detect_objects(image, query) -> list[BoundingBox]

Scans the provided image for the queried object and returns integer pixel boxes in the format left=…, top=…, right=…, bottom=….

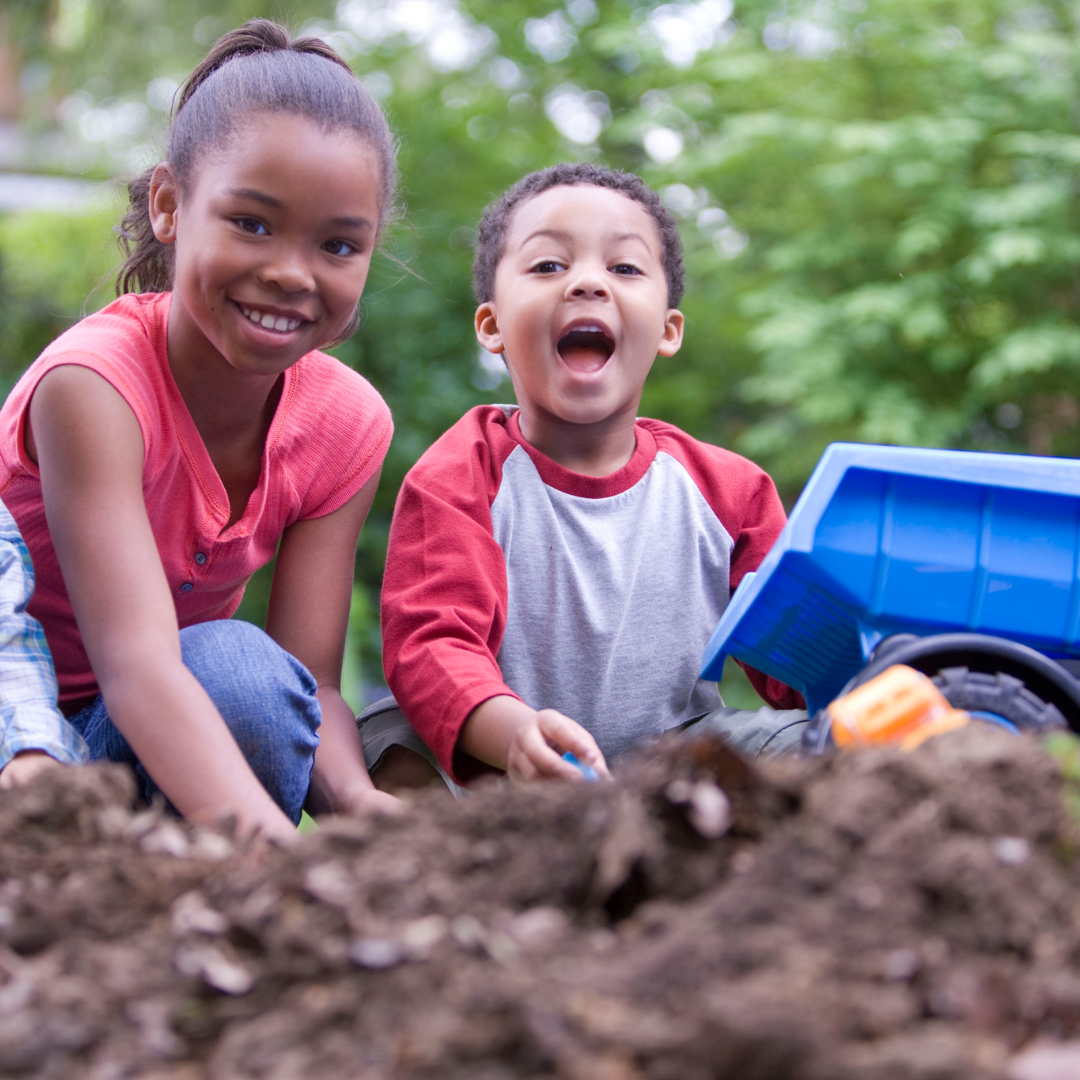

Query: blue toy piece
left=701, top=443, right=1080, bottom=717
left=561, top=751, right=600, bottom=782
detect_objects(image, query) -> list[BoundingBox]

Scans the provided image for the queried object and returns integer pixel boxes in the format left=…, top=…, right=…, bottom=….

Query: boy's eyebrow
left=226, top=188, right=374, bottom=230
left=521, top=227, right=652, bottom=248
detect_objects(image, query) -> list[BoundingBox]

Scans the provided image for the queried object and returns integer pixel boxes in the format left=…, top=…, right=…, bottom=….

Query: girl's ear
left=475, top=302, right=505, bottom=354
left=149, top=163, right=181, bottom=245
left=657, top=308, right=685, bottom=358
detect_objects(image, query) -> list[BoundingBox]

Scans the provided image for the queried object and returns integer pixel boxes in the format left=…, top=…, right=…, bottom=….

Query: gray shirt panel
left=491, top=445, right=734, bottom=762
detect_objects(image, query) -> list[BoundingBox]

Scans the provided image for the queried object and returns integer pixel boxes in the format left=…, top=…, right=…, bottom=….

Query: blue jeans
left=69, top=620, right=321, bottom=824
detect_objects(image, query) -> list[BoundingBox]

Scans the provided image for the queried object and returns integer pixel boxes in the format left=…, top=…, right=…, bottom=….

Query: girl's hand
left=461, top=695, right=610, bottom=782
left=0, top=751, right=62, bottom=789
left=340, top=786, right=402, bottom=816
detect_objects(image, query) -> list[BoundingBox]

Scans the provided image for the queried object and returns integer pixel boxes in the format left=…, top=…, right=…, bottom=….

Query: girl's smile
left=149, top=110, right=382, bottom=386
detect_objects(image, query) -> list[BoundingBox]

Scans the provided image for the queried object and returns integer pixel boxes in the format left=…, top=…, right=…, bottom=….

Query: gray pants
left=357, top=697, right=809, bottom=799
left=678, top=705, right=809, bottom=760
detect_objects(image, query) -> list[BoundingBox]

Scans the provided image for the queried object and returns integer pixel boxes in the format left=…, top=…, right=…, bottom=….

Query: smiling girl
left=0, top=20, right=399, bottom=839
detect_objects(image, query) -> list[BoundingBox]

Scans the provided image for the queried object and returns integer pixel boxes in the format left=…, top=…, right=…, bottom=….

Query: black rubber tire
left=930, top=666, right=1066, bottom=734
left=802, top=631, right=1080, bottom=753
left=856, top=632, right=1080, bottom=733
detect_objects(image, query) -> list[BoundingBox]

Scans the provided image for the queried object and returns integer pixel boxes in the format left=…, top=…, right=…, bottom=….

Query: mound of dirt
left=1, top=726, right=1079, bottom=1079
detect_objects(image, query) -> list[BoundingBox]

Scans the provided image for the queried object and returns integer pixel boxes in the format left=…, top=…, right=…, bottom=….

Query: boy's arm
left=459, top=695, right=608, bottom=781
left=383, top=412, right=592, bottom=781
left=0, top=504, right=87, bottom=779
left=383, top=453, right=609, bottom=782
left=381, top=457, right=518, bottom=782
left=652, top=426, right=805, bottom=711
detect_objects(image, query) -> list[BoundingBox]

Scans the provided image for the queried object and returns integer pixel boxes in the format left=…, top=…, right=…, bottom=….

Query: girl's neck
left=516, top=405, right=638, bottom=478
left=166, top=308, right=283, bottom=447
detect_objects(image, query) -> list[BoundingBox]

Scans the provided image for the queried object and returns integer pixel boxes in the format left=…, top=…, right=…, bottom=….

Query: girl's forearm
left=101, top=663, right=295, bottom=840
left=305, top=686, right=379, bottom=814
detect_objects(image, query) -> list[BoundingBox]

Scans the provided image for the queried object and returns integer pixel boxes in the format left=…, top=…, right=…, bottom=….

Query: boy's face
left=475, top=185, right=683, bottom=435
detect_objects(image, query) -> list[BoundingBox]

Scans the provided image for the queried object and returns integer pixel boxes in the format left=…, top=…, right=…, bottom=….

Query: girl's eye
left=323, top=239, right=358, bottom=257
left=235, top=217, right=268, bottom=235
left=612, top=263, right=642, bottom=276
left=530, top=260, right=564, bottom=274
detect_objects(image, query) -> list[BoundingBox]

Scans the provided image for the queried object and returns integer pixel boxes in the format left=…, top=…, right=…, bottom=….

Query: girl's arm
left=266, top=471, right=398, bottom=817
left=29, top=366, right=296, bottom=840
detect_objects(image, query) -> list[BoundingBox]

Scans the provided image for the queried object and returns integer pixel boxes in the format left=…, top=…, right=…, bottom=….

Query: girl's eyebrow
left=226, top=187, right=373, bottom=230
left=229, top=186, right=281, bottom=207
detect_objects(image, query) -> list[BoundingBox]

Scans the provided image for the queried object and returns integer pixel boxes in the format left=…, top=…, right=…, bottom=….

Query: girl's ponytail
left=115, top=18, right=397, bottom=297
left=115, top=167, right=171, bottom=296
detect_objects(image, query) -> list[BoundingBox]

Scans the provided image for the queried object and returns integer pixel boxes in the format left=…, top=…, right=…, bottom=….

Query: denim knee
left=178, top=620, right=322, bottom=823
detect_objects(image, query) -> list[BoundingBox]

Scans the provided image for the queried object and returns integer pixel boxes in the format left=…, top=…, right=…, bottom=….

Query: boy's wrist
left=459, top=695, right=536, bottom=772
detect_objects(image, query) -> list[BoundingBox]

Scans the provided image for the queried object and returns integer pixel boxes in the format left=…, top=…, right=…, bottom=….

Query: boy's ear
left=475, top=302, right=505, bottom=354
left=657, top=309, right=685, bottom=357
left=149, top=163, right=180, bottom=246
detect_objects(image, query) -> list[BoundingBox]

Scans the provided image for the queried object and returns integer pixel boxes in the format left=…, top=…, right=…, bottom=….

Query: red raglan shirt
left=382, top=405, right=803, bottom=781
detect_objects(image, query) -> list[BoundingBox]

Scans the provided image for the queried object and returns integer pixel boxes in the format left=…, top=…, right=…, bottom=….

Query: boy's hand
left=0, top=750, right=63, bottom=789
left=461, top=695, right=610, bottom=782
left=507, top=708, right=610, bottom=783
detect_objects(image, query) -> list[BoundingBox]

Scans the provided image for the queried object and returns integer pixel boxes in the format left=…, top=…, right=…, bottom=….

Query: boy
left=371, top=163, right=805, bottom=790
left=0, top=500, right=86, bottom=787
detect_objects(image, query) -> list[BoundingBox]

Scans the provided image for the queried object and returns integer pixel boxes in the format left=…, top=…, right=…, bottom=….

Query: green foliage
left=0, top=204, right=120, bottom=399
left=1043, top=731, right=1080, bottom=827
left=6, top=0, right=1080, bottom=697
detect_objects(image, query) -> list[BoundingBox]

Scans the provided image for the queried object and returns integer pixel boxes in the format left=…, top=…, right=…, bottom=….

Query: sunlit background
left=3, top=0, right=1079, bottom=707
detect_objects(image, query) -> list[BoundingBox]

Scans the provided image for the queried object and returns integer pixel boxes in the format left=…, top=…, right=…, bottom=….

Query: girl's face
left=150, top=111, right=382, bottom=380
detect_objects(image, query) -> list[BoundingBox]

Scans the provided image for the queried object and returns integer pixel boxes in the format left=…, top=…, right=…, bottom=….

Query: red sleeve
left=381, top=407, right=521, bottom=781
left=644, top=420, right=806, bottom=711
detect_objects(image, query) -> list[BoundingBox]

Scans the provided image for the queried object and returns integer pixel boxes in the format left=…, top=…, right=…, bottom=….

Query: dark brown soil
left=1, top=726, right=1078, bottom=1079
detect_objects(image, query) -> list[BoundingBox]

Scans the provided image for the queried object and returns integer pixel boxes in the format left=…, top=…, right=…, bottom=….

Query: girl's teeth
left=241, top=306, right=300, bottom=332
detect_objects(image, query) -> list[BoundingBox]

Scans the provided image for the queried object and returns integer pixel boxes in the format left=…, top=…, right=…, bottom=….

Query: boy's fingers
left=512, top=720, right=584, bottom=782
left=535, top=710, right=610, bottom=777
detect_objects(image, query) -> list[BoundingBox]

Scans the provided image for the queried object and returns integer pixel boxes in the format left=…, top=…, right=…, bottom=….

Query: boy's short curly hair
left=472, top=163, right=685, bottom=308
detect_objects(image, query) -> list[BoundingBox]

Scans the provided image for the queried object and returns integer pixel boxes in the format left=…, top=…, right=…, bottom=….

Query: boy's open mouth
left=557, top=325, right=615, bottom=373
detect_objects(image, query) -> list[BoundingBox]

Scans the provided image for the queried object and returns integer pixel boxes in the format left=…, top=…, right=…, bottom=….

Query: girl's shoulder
left=1, top=293, right=171, bottom=451
left=281, top=349, right=391, bottom=446
left=273, top=350, right=393, bottom=520
left=40, top=292, right=170, bottom=367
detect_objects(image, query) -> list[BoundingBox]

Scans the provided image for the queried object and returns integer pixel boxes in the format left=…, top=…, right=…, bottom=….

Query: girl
left=0, top=19, right=400, bottom=839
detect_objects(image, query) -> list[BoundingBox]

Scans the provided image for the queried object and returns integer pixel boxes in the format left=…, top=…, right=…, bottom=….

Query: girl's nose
left=259, top=248, right=316, bottom=293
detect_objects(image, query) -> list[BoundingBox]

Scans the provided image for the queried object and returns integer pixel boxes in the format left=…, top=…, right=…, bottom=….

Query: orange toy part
left=828, top=664, right=970, bottom=749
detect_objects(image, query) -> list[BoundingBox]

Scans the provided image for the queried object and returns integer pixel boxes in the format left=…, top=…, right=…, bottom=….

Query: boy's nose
left=566, top=275, right=609, bottom=299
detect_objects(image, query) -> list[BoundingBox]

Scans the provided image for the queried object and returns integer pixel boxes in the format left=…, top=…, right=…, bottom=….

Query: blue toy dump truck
left=700, top=444, right=1080, bottom=751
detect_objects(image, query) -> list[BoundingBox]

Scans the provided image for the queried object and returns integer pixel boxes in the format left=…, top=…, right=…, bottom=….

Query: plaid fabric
left=0, top=501, right=86, bottom=769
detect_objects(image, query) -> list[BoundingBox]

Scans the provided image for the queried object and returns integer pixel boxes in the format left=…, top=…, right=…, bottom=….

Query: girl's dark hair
left=116, top=18, right=398, bottom=321
left=472, top=163, right=685, bottom=308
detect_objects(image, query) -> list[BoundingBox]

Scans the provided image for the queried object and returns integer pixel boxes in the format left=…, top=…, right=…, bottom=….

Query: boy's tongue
left=557, top=328, right=614, bottom=373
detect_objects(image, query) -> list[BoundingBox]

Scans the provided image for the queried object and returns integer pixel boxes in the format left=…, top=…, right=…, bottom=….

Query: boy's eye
left=612, top=263, right=642, bottom=276
left=235, top=217, right=268, bottom=235
left=530, top=259, right=565, bottom=274
left=323, top=239, right=358, bottom=257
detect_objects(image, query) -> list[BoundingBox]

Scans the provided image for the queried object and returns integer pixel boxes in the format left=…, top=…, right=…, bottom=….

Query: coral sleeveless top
left=0, top=292, right=393, bottom=704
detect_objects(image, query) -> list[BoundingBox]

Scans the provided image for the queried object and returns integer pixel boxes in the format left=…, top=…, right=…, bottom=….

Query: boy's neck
left=516, top=405, right=639, bottom=477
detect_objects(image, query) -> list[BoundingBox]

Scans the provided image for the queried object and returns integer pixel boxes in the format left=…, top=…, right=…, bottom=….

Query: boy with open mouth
left=367, top=163, right=807, bottom=792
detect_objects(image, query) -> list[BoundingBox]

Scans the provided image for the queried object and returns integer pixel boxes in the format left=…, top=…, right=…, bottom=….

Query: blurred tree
left=3, top=0, right=1080, bottom=704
